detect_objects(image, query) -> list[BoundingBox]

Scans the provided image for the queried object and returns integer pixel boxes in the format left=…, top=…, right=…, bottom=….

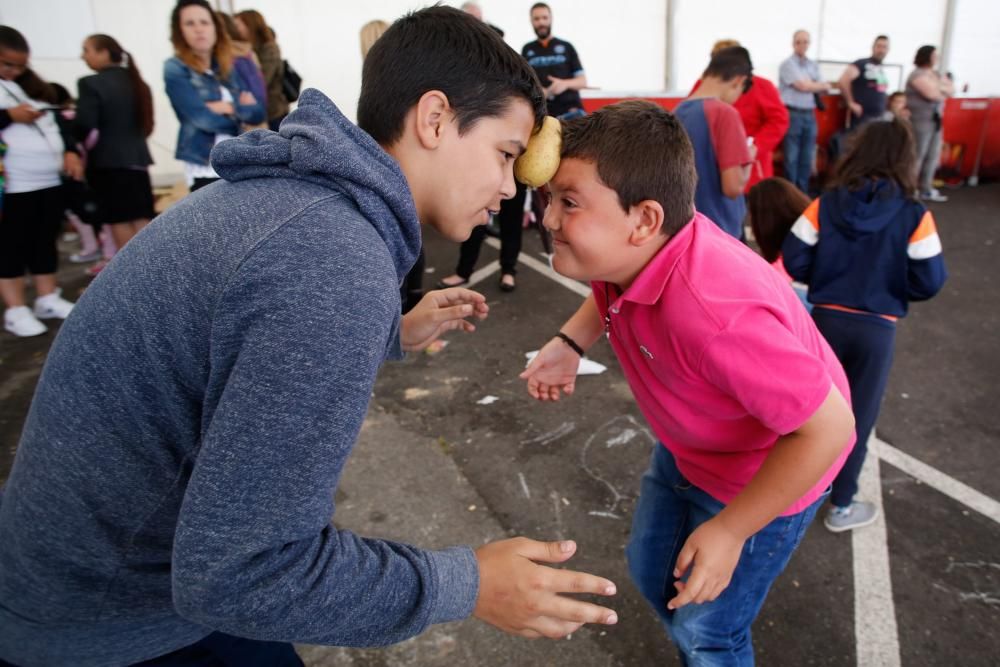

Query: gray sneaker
left=824, top=501, right=879, bottom=533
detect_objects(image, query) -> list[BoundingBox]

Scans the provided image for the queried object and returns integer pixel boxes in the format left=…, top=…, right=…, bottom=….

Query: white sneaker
left=33, top=290, right=75, bottom=320
left=921, top=188, right=949, bottom=203
left=4, top=306, right=48, bottom=337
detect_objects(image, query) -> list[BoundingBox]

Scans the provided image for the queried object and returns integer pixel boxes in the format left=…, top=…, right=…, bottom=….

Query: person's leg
left=497, top=182, right=527, bottom=287
left=911, top=121, right=935, bottom=194
left=100, top=225, right=118, bottom=260
left=813, top=309, right=896, bottom=510
left=109, top=222, right=139, bottom=249
left=628, top=445, right=825, bottom=665
left=800, top=115, right=818, bottom=194
left=131, top=630, right=304, bottom=666
left=189, top=177, right=219, bottom=193
left=438, top=224, right=488, bottom=286
left=400, top=249, right=425, bottom=314
left=920, top=127, right=944, bottom=196
left=782, top=113, right=802, bottom=190
left=0, top=277, right=27, bottom=308
left=0, top=192, right=30, bottom=308
left=626, top=444, right=693, bottom=631
left=25, top=186, right=67, bottom=298
left=67, top=212, right=100, bottom=261
left=666, top=492, right=825, bottom=666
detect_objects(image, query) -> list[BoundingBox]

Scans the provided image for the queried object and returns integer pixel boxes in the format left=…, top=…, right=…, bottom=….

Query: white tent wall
left=1, top=0, right=997, bottom=186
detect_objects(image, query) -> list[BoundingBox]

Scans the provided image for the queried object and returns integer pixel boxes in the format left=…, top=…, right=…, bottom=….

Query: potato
left=514, top=115, right=562, bottom=187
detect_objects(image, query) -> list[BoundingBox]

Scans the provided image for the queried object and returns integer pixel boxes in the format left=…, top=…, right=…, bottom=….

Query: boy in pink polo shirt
left=521, top=100, right=856, bottom=664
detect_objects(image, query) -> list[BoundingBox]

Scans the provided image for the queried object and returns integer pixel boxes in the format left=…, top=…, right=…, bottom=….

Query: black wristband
left=555, top=332, right=585, bottom=357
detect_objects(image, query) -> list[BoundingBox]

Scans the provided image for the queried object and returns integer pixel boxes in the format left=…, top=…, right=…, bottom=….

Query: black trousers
left=0, top=632, right=303, bottom=667
left=0, top=186, right=64, bottom=279
left=812, top=307, right=896, bottom=508
left=455, top=181, right=526, bottom=278
left=190, top=177, right=219, bottom=193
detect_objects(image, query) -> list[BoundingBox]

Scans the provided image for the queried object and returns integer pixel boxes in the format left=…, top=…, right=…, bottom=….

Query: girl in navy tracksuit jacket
left=782, top=119, right=947, bottom=532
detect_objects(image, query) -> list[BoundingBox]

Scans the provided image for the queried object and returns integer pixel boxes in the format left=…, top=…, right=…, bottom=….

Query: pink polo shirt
left=593, top=213, right=854, bottom=515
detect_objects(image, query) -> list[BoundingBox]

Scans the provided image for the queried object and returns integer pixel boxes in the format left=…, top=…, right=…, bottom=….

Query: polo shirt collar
left=618, top=213, right=699, bottom=306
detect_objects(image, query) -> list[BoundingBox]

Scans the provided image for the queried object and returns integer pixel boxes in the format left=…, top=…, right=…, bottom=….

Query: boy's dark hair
left=561, top=100, right=697, bottom=236
left=886, top=91, right=906, bottom=109
left=747, top=177, right=811, bottom=263
left=358, top=6, right=545, bottom=146
left=702, top=46, right=753, bottom=83
left=828, top=119, right=917, bottom=196
left=874, top=35, right=889, bottom=43
left=531, top=3, right=551, bottom=13
left=0, top=25, right=58, bottom=104
left=913, top=45, right=935, bottom=67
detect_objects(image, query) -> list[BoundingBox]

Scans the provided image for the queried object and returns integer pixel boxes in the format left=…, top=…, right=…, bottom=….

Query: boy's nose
left=499, top=167, right=516, bottom=201
left=542, top=206, right=559, bottom=231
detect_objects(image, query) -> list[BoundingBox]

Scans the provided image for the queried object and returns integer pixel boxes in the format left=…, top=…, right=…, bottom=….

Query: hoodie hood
left=827, top=178, right=909, bottom=239
left=211, top=89, right=421, bottom=283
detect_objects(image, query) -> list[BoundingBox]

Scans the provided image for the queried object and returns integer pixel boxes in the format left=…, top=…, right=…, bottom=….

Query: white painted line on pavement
left=854, top=445, right=902, bottom=667
left=874, top=437, right=1000, bottom=525
left=466, top=260, right=501, bottom=288
left=484, top=238, right=591, bottom=297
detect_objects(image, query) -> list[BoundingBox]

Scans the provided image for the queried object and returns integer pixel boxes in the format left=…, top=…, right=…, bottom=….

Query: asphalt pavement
left=1, top=183, right=997, bottom=666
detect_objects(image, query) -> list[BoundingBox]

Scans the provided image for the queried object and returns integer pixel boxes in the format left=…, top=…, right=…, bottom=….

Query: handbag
left=61, top=175, right=102, bottom=225
left=281, top=59, right=302, bottom=103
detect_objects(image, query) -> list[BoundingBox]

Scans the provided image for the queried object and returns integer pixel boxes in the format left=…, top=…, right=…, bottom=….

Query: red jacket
left=690, top=75, right=790, bottom=190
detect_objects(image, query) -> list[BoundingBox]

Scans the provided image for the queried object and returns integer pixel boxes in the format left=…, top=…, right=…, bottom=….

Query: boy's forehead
left=552, top=157, right=599, bottom=189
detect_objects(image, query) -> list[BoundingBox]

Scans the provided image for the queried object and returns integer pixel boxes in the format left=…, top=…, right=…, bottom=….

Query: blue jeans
left=782, top=109, right=817, bottom=193
left=626, top=445, right=825, bottom=666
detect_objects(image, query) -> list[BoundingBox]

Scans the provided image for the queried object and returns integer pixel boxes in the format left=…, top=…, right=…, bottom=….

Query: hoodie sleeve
left=781, top=198, right=820, bottom=283
left=170, top=212, right=478, bottom=646
left=906, top=210, right=947, bottom=301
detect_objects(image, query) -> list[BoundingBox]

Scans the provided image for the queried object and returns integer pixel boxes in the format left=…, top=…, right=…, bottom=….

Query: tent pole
left=664, top=0, right=676, bottom=92
left=940, top=0, right=958, bottom=78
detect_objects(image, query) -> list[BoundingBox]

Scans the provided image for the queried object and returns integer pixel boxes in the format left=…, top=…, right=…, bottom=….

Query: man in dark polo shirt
left=522, top=2, right=587, bottom=119
left=838, top=35, right=891, bottom=126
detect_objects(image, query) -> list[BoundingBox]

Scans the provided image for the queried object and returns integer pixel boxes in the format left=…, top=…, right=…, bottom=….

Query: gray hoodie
left=0, top=89, right=478, bottom=667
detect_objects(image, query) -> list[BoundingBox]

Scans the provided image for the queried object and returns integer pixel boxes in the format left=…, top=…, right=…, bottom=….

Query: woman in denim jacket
left=165, top=0, right=264, bottom=192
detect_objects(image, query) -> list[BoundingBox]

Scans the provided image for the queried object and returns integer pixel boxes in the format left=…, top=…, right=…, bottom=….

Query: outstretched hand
left=474, top=537, right=618, bottom=639
left=519, top=337, right=579, bottom=401
left=400, top=287, right=488, bottom=352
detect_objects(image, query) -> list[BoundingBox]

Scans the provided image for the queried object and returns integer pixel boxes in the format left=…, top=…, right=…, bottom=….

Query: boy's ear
left=629, top=200, right=665, bottom=246
left=413, top=90, right=452, bottom=150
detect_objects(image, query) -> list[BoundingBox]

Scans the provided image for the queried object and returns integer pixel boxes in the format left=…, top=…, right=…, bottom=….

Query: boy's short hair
left=531, top=3, right=551, bottom=13
left=358, top=6, right=545, bottom=146
left=561, top=100, right=697, bottom=236
left=702, top=46, right=753, bottom=82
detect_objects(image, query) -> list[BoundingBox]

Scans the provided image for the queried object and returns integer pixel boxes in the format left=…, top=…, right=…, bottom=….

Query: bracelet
left=555, top=331, right=585, bottom=357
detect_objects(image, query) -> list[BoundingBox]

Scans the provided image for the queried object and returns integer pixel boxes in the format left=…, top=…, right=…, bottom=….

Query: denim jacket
left=164, top=56, right=266, bottom=165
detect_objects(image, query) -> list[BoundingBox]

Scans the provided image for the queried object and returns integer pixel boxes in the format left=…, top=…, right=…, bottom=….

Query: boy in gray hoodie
left=0, top=7, right=617, bottom=666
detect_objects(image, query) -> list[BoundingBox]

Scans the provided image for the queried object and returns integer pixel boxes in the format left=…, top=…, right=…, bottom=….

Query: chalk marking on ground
left=580, top=415, right=655, bottom=515
left=518, top=472, right=531, bottom=500
left=550, top=490, right=566, bottom=540
left=874, top=436, right=1000, bottom=525
left=519, top=421, right=576, bottom=446
left=853, top=443, right=901, bottom=667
